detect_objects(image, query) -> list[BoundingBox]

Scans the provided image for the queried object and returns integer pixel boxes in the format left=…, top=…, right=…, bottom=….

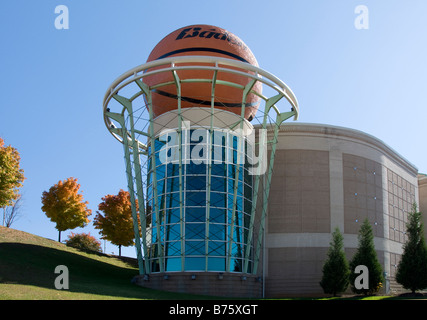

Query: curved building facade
left=264, top=122, right=420, bottom=297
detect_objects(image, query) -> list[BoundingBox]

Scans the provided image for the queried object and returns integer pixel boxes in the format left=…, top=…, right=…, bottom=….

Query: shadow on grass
left=0, top=242, right=197, bottom=299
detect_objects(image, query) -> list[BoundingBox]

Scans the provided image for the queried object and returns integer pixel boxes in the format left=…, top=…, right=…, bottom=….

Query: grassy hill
left=0, top=226, right=205, bottom=300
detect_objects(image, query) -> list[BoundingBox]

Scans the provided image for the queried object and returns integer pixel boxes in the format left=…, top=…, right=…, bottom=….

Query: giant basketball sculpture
left=103, top=24, right=299, bottom=297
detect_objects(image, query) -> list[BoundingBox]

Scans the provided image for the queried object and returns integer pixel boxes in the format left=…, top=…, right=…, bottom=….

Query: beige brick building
left=264, top=122, right=424, bottom=297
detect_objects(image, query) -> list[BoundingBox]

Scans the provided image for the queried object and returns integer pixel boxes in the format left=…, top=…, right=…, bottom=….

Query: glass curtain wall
left=146, top=127, right=254, bottom=273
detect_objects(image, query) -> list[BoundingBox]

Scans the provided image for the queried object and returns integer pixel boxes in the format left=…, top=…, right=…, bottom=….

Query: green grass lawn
left=0, top=226, right=209, bottom=300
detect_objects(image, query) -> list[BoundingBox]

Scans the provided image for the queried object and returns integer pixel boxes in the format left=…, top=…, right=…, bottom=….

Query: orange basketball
left=143, top=24, right=262, bottom=121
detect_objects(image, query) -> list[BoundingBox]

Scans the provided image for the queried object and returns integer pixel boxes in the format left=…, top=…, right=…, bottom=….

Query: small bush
left=66, top=232, right=102, bottom=253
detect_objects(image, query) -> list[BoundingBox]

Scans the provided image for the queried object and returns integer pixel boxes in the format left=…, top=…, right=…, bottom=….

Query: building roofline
left=259, top=122, right=418, bottom=176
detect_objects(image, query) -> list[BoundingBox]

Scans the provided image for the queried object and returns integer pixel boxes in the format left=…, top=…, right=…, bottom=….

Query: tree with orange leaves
left=94, top=189, right=140, bottom=256
left=41, top=177, right=92, bottom=242
left=0, top=137, right=25, bottom=209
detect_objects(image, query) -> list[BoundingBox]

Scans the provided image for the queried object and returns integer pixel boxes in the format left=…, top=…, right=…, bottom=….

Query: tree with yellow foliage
left=93, top=189, right=140, bottom=256
left=0, top=137, right=25, bottom=209
left=41, top=177, right=92, bottom=242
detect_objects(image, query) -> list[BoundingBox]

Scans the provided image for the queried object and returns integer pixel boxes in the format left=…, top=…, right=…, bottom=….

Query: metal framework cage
left=103, top=56, right=299, bottom=276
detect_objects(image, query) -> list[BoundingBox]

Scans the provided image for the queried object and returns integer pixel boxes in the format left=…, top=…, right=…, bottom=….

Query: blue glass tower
left=146, top=118, right=255, bottom=273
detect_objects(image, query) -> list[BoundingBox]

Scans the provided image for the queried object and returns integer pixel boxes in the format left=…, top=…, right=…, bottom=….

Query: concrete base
left=133, top=272, right=263, bottom=298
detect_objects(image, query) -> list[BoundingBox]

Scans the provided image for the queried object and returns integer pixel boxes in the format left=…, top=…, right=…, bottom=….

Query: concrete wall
left=263, top=123, right=419, bottom=297
left=133, top=272, right=262, bottom=298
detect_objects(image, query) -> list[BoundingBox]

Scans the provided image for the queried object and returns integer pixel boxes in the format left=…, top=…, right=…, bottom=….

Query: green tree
left=396, top=203, right=427, bottom=294
left=0, top=137, right=25, bottom=210
left=349, top=218, right=384, bottom=295
left=320, top=227, right=350, bottom=296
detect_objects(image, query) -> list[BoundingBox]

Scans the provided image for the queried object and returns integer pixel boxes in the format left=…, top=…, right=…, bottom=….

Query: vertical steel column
left=171, top=65, right=185, bottom=272
left=242, top=93, right=281, bottom=274
left=205, top=69, right=218, bottom=271
left=252, top=108, right=295, bottom=274
left=134, top=79, right=154, bottom=274
left=226, top=120, right=244, bottom=272
left=226, top=79, right=257, bottom=272
left=108, top=94, right=145, bottom=275
left=143, top=86, right=164, bottom=273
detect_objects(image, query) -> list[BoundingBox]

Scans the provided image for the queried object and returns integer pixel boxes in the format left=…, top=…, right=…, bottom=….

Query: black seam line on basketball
left=155, top=47, right=250, bottom=63
left=152, top=89, right=257, bottom=108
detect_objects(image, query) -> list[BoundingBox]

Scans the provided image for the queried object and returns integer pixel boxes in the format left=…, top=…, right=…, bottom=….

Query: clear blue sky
left=1, top=0, right=426, bottom=258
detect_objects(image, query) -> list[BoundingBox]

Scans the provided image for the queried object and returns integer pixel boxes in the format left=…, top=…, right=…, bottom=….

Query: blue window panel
left=185, top=241, right=205, bottom=255
left=156, top=177, right=166, bottom=195
left=186, top=207, right=206, bottom=222
left=208, top=257, right=226, bottom=271
left=186, top=163, right=206, bottom=175
left=164, top=224, right=181, bottom=242
left=158, top=195, right=166, bottom=212
left=165, top=241, right=181, bottom=256
left=185, top=257, right=205, bottom=271
left=186, top=191, right=206, bottom=206
left=167, top=163, right=180, bottom=177
left=227, top=195, right=243, bottom=212
left=211, top=163, right=227, bottom=176
left=166, top=177, right=180, bottom=193
left=155, top=164, right=166, bottom=180
left=227, top=178, right=243, bottom=196
left=210, top=192, right=226, bottom=208
left=209, top=224, right=226, bottom=241
left=210, top=176, right=226, bottom=192
left=208, top=240, right=226, bottom=255
left=167, top=192, right=181, bottom=208
left=165, top=208, right=180, bottom=223
left=227, top=224, right=244, bottom=242
left=186, top=175, right=206, bottom=190
left=165, top=257, right=182, bottom=272
left=147, top=185, right=153, bottom=199
left=185, top=223, right=205, bottom=240
left=209, top=208, right=226, bottom=223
